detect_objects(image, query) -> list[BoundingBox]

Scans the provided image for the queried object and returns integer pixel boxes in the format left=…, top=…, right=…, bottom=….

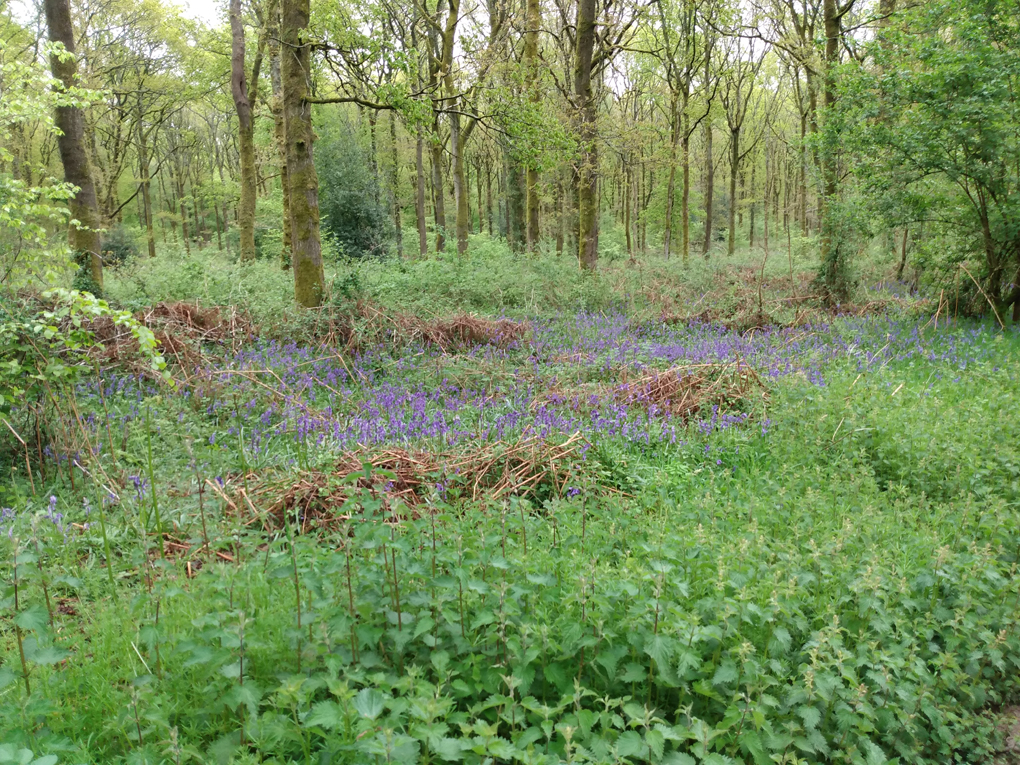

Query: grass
left=1, top=239, right=1019, bottom=765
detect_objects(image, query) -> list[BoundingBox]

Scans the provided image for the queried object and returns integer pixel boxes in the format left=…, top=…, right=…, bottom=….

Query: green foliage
left=844, top=0, right=1020, bottom=309
left=0, top=46, right=101, bottom=290
left=0, top=289, right=166, bottom=421
left=0, top=291, right=1017, bottom=763
left=314, top=113, right=391, bottom=258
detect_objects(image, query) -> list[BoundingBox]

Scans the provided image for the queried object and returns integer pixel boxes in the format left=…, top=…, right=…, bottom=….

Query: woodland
left=1, top=0, right=1020, bottom=762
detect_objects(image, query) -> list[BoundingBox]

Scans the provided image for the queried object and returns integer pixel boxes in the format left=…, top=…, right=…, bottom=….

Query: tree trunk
left=231, top=0, right=257, bottom=261
left=282, top=0, right=325, bottom=306
left=896, top=227, right=909, bottom=281
left=45, top=0, right=103, bottom=291
left=728, top=127, right=739, bottom=257
left=749, top=158, right=756, bottom=249
left=430, top=121, right=446, bottom=252
left=136, top=94, right=156, bottom=259
left=819, top=0, right=852, bottom=302
left=624, top=160, right=633, bottom=259
left=485, top=161, right=493, bottom=235
left=703, top=116, right=714, bottom=258
left=269, top=14, right=292, bottom=268
left=681, top=108, right=691, bottom=264
left=555, top=175, right=564, bottom=254
left=524, top=0, right=541, bottom=252
left=574, top=0, right=598, bottom=270
left=415, top=136, right=428, bottom=256
left=663, top=95, right=678, bottom=260
left=389, top=112, right=403, bottom=258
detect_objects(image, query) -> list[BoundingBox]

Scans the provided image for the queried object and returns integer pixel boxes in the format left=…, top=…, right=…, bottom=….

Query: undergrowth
left=1, top=249, right=1018, bottom=764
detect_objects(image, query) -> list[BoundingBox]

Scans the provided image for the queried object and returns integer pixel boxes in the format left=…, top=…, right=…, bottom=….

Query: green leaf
left=0, top=667, right=17, bottom=690
left=712, top=661, right=738, bottom=686
left=661, top=754, right=696, bottom=765
left=353, top=688, right=386, bottom=720
left=14, top=605, right=49, bottom=632
left=305, top=700, right=344, bottom=730
left=616, top=730, right=645, bottom=757
left=23, top=642, right=69, bottom=665
left=797, top=705, right=821, bottom=730
left=740, top=731, right=770, bottom=765
left=645, top=728, right=666, bottom=759
left=433, top=737, right=466, bottom=762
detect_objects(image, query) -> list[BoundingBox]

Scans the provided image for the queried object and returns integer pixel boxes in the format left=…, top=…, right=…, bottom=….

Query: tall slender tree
left=45, top=0, right=103, bottom=292
left=282, top=0, right=325, bottom=306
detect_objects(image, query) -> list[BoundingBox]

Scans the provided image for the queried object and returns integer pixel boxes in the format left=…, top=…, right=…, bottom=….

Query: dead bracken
left=231, top=432, right=589, bottom=531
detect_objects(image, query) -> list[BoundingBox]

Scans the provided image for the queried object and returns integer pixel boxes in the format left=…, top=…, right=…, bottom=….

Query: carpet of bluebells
left=61, top=312, right=1014, bottom=472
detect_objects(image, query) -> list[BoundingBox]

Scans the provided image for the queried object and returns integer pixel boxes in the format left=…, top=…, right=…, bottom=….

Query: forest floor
left=2, top=246, right=1020, bottom=764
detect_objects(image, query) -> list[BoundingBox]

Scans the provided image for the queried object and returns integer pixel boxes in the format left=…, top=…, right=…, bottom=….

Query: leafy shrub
left=315, top=113, right=391, bottom=258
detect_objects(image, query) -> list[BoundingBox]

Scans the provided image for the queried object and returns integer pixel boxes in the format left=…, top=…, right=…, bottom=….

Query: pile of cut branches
left=234, top=432, right=589, bottom=531
left=307, top=300, right=528, bottom=354
left=614, top=362, right=768, bottom=420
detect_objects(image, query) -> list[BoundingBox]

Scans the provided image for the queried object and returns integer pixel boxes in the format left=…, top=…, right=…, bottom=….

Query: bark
left=749, top=157, right=756, bottom=249
left=574, top=0, right=598, bottom=270
left=663, top=94, right=678, bottom=260
left=282, top=0, right=325, bottom=306
left=415, top=136, right=428, bottom=256
left=430, top=118, right=447, bottom=252
left=896, top=226, right=908, bottom=281
left=555, top=175, right=564, bottom=254
left=474, top=158, right=483, bottom=234
left=819, top=0, right=853, bottom=301
left=728, top=127, right=739, bottom=256
left=389, top=112, right=403, bottom=258
left=681, top=110, right=691, bottom=264
left=136, top=92, right=156, bottom=259
left=524, top=0, right=541, bottom=252
left=45, top=0, right=103, bottom=290
left=624, top=161, right=633, bottom=259
left=269, top=16, right=292, bottom=267
left=485, top=161, right=493, bottom=235
left=703, top=116, right=714, bottom=258
left=231, top=0, right=257, bottom=261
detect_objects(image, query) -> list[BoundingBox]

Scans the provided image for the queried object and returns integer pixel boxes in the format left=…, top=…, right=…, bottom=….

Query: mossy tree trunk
left=574, top=0, right=598, bottom=271
left=45, top=0, right=103, bottom=292
left=282, top=0, right=325, bottom=307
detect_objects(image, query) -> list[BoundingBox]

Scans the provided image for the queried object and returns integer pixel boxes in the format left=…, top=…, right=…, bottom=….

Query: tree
left=282, top=0, right=325, bottom=307
left=719, top=36, right=766, bottom=257
left=230, top=0, right=269, bottom=262
left=45, top=0, right=103, bottom=293
left=573, top=0, right=598, bottom=270
left=850, top=0, right=1020, bottom=316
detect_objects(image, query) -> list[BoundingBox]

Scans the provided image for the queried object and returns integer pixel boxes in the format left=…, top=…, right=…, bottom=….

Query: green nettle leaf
left=23, top=641, right=69, bottom=666
left=14, top=604, right=49, bottom=632
left=861, top=738, right=889, bottom=765
left=797, top=704, right=822, bottom=730
left=661, top=754, right=697, bottom=765
left=616, top=730, right=645, bottom=757
left=0, top=667, right=17, bottom=690
left=433, top=737, right=467, bottom=762
left=353, top=688, right=387, bottom=720
left=740, top=731, right=770, bottom=765
left=222, top=684, right=261, bottom=715
left=645, top=728, right=666, bottom=759
left=305, top=700, right=345, bottom=730
left=712, top=661, right=738, bottom=686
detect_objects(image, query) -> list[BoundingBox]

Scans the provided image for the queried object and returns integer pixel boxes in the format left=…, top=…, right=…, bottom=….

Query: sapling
left=144, top=406, right=165, bottom=560
left=29, top=518, right=54, bottom=629
left=286, top=520, right=304, bottom=672
left=10, top=538, right=31, bottom=695
left=342, top=532, right=359, bottom=663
